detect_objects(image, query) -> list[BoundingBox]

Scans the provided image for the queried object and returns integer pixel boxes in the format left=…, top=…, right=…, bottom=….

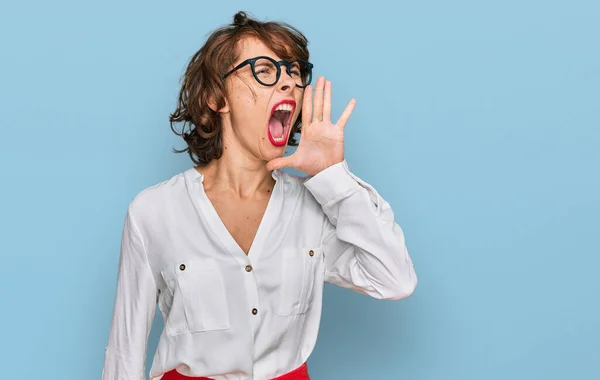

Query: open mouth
left=268, top=100, right=296, bottom=147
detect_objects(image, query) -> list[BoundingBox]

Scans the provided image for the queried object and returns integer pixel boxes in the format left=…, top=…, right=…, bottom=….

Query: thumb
left=266, top=155, right=295, bottom=171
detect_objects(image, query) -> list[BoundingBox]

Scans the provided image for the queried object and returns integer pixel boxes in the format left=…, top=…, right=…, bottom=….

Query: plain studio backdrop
left=0, top=1, right=598, bottom=379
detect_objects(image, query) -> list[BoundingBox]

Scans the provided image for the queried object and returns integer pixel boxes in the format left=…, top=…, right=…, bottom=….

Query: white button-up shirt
left=102, top=161, right=417, bottom=380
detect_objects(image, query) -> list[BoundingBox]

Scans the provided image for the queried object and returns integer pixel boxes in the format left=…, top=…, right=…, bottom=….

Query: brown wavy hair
left=169, top=11, right=310, bottom=166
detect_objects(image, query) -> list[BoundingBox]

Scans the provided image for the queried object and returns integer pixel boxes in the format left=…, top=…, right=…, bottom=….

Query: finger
left=323, top=80, right=332, bottom=122
left=312, top=76, right=325, bottom=122
left=336, top=98, right=356, bottom=129
left=266, top=155, right=295, bottom=171
left=302, top=85, right=312, bottom=129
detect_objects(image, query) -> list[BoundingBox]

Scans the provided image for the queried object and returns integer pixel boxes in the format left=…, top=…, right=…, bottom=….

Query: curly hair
left=169, top=11, right=310, bottom=166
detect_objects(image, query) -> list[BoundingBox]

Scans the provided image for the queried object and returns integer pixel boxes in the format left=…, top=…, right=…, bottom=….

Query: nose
left=277, top=66, right=296, bottom=93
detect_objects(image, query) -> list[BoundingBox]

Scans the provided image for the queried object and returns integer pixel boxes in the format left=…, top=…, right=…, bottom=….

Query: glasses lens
left=290, top=61, right=312, bottom=87
left=253, top=58, right=279, bottom=86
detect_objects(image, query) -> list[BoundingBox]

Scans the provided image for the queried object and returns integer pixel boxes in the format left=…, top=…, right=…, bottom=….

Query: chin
left=261, top=140, right=287, bottom=162
left=266, top=141, right=287, bottom=155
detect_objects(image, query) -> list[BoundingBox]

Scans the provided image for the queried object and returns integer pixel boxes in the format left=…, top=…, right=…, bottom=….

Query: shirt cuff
left=303, top=161, right=362, bottom=206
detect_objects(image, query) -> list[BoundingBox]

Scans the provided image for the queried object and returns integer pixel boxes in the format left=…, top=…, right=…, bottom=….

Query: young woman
left=102, top=11, right=417, bottom=380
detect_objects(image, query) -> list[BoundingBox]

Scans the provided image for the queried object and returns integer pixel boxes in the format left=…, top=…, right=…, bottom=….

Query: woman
left=102, top=11, right=417, bottom=380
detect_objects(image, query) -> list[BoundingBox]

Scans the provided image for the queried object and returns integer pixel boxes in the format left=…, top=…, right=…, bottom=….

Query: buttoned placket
left=186, top=171, right=288, bottom=337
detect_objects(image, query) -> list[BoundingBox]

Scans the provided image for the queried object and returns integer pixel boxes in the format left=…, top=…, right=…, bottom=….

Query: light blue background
left=1, top=0, right=598, bottom=379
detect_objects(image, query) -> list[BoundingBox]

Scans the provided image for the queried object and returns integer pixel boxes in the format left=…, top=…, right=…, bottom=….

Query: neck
left=196, top=128, right=275, bottom=199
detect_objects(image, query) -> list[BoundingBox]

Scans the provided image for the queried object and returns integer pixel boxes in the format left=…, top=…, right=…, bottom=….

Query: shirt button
left=309, top=250, right=315, bottom=257
left=179, top=264, right=186, bottom=271
left=252, top=308, right=258, bottom=315
left=245, top=265, right=253, bottom=272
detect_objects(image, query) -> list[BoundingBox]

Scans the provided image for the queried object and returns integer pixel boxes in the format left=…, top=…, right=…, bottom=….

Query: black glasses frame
left=222, top=56, right=313, bottom=88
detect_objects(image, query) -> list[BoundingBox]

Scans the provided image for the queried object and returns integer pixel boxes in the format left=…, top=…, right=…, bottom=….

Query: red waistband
left=162, top=362, right=309, bottom=380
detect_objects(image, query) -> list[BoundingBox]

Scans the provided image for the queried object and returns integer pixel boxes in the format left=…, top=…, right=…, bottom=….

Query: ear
left=207, top=95, right=230, bottom=113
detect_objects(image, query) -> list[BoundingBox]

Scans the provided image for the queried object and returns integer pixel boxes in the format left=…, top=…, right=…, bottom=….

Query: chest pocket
left=160, top=258, right=230, bottom=336
left=278, top=246, right=323, bottom=316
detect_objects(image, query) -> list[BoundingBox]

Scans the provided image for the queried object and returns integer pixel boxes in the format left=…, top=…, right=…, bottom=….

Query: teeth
left=275, top=103, right=293, bottom=112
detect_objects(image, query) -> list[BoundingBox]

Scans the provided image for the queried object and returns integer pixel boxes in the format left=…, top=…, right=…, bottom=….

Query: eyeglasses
left=222, top=56, right=313, bottom=88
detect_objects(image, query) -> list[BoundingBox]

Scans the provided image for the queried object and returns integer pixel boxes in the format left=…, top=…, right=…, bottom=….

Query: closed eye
left=256, top=67, right=273, bottom=75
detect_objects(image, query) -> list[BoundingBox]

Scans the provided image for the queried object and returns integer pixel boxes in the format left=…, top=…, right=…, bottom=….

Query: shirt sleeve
left=303, top=161, right=417, bottom=300
left=102, top=207, right=157, bottom=380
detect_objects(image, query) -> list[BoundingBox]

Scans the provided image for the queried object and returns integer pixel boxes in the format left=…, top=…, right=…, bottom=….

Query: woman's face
left=218, top=37, right=306, bottom=164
